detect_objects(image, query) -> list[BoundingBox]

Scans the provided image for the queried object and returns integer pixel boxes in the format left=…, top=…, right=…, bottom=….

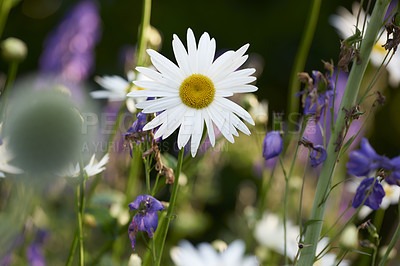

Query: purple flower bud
left=347, top=138, right=387, bottom=177
left=128, top=195, right=165, bottom=250
left=352, top=177, right=385, bottom=210
left=310, top=145, right=327, bottom=167
left=262, top=131, right=283, bottom=160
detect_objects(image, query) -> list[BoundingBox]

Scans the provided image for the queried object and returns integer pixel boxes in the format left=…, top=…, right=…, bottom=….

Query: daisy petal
left=214, top=97, right=255, bottom=125
left=203, top=111, right=216, bottom=147
left=147, top=49, right=185, bottom=81
left=191, top=111, right=204, bottom=157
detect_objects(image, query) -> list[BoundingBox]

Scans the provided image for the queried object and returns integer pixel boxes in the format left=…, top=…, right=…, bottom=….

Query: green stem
left=378, top=207, right=400, bottom=266
left=0, top=61, right=18, bottom=122
left=136, top=0, right=152, bottom=68
left=297, top=1, right=391, bottom=264
left=65, top=229, right=78, bottom=266
left=76, top=184, right=84, bottom=266
left=0, top=0, right=14, bottom=40
left=285, top=0, right=321, bottom=138
left=154, top=148, right=184, bottom=266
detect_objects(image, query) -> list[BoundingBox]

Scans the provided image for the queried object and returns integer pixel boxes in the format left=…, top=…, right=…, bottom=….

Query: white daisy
left=0, top=138, right=24, bottom=178
left=170, top=239, right=258, bottom=266
left=92, top=71, right=146, bottom=113
left=329, top=2, right=400, bottom=86
left=58, top=153, right=109, bottom=178
left=127, top=28, right=257, bottom=157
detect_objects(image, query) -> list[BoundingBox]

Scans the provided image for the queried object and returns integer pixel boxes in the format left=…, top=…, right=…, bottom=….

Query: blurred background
left=1, top=0, right=400, bottom=265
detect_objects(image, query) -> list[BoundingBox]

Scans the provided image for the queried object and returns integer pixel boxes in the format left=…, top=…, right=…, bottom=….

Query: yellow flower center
left=179, top=74, right=215, bottom=109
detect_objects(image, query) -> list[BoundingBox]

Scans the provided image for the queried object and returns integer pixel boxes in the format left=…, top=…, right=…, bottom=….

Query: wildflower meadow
left=1, top=0, right=400, bottom=265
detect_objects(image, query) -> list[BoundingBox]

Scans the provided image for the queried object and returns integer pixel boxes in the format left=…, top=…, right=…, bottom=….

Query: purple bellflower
left=352, top=177, right=385, bottom=210
left=310, top=145, right=327, bottom=167
left=39, top=0, right=101, bottom=82
left=128, top=195, right=165, bottom=250
left=346, top=138, right=389, bottom=177
left=123, top=112, right=148, bottom=157
left=262, top=131, right=283, bottom=160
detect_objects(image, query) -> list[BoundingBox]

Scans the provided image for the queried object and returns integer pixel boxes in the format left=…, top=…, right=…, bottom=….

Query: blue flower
left=352, top=177, right=385, bottom=210
left=262, top=131, right=283, bottom=160
left=346, top=138, right=387, bottom=177
left=128, top=195, right=165, bottom=250
left=123, top=112, right=148, bottom=157
left=385, top=156, right=400, bottom=185
left=310, top=145, right=327, bottom=167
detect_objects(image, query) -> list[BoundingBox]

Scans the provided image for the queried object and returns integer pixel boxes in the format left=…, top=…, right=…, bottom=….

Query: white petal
left=187, top=28, right=198, bottom=73
left=172, top=34, right=192, bottom=77
left=190, top=111, right=204, bottom=157
left=127, top=90, right=176, bottom=98
left=177, top=108, right=195, bottom=149
left=223, top=84, right=258, bottom=93
left=147, top=49, right=185, bottom=81
left=214, top=97, right=255, bottom=125
left=203, top=111, right=215, bottom=147
left=133, top=80, right=177, bottom=92
left=94, top=75, right=129, bottom=91
left=197, top=33, right=215, bottom=73
left=207, top=104, right=234, bottom=143
left=136, top=66, right=180, bottom=88
left=153, top=105, right=185, bottom=140
left=142, top=97, right=181, bottom=114
left=215, top=76, right=256, bottom=89
left=90, top=90, right=125, bottom=101
left=230, top=113, right=251, bottom=135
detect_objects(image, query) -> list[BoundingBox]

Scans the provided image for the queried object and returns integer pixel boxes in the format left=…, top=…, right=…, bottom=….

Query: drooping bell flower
left=128, top=195, right=165, bottom=250
left=262, top=131, right=283, bottom=160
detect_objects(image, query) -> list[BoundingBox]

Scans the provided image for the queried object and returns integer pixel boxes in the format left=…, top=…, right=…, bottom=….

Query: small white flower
left=128, top=28, right=257, bottom=157
left=92, top=71, right=146, bottom=113
left=0, top=138, right=24, bottom=178
left=329, top=2, right=400, bottom=86
left=170, top=239, right=258, bottom=266
left=58, top=153, right=109, bottom=178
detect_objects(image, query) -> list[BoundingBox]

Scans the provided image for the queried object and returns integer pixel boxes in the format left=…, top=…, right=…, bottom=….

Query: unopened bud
left=340, top=225, right=358, bottom=249
left=1, top=37, right=27, bottom=62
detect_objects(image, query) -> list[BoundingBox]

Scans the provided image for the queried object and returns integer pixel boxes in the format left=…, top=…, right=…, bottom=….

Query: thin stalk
left=65, top=229, right=78, bottom=266
left=256, top=165, right=277, bottom=220
left=136, top=0, right=152, bottom=68
left=285, top=0, right=321, bottom=139
left=154, top=148, right=184, bottom=266
left=279, top=156, right=289, bottom=264
left=76, top=184, right=84, bottom=266
left=297, top=1, right=391, bottom=264
left=298, top=152, right=311, bottom=239
left=378, top=203, right=400, bottom=266
left=0, top=61, right=18, bottom=122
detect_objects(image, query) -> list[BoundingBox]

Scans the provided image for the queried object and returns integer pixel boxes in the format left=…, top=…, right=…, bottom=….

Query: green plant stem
left=256, top=165, right=277, bottom=220
left=154, top=148, right=184, bottom=266
left=65, top=230, right=78, bottom=266
left=297, top=1, right=391, bottom=264
left=76, top=183, right=84, bottom=266
left=136, top=0, right=152, bottom=67
left=285, top=0, right=321, bottom=140
left=0, top=61, right=18, bottom=122
left=378, top=203, right=400, bottom=266
left=0, top=0, right=13, bottom=40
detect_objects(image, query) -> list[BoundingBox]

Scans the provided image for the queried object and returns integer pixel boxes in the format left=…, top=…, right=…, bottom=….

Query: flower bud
left=262, top=131, right=283, bottom=160
left=339, top=225, right=358, bottom=249
left=1, top=37, right=27, bottom=62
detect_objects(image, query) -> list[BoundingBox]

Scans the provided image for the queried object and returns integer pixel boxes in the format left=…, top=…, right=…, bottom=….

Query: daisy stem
left=297, top=1, right=391, bottom=264
left=154, top=148, right=184, bottom=266
left=285, top=0, right=321, bottom=141
left=75, top=183, right=85, bottom=266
